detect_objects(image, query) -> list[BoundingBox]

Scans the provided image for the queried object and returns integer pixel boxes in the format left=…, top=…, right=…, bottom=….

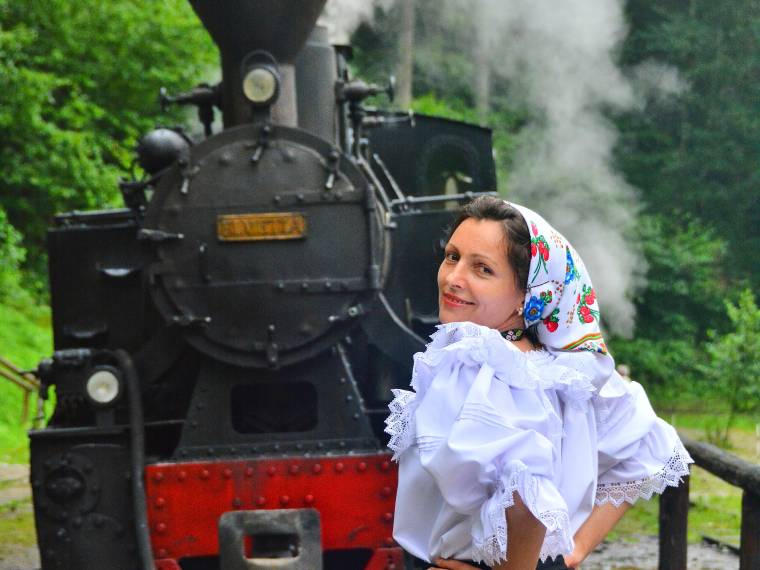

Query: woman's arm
left=431, top=493, right=546, bottom=570
left=432, top=501, right=632, bottom=570
left=562, top=502, right=632, bottom=568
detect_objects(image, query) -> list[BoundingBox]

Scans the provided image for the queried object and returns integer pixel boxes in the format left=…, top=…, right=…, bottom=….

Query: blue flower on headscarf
left=565, top=248, right=579, bottom=285
left=524, top=295, right=545, bottom=322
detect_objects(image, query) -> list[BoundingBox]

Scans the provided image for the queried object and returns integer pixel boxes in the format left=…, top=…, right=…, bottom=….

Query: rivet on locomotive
left=30, top=1, right=497, bottom=569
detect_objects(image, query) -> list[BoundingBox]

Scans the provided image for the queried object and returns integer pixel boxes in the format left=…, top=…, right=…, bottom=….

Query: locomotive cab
left=29, top=2, right=498, bottom=569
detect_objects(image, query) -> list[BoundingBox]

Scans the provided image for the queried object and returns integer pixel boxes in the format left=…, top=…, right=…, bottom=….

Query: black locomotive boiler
left=30, top=1, right=497, bottom=568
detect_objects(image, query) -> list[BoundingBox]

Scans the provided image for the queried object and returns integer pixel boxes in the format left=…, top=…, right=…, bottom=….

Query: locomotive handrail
left=657, top=432, right=760, bottom=570
left=0, top=355, right=40, bottom=424
left=389, top=190, right=498, bottom=211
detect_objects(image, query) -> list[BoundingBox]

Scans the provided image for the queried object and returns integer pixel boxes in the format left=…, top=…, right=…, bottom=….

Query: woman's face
left=437, top=218, right=524, bottom=331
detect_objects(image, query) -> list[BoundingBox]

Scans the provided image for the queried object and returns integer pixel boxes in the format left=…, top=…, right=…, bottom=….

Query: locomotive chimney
left=189, top=0, right=327, bottom=128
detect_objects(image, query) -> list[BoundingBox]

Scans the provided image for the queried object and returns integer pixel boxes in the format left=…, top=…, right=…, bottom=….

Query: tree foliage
left=700, top=290, right=760, bottom=444
left=0, top=207, right=25, bottom=302
left=0, top=0, right=214, bottom=289
left=619, top=0, right=760, bottom=289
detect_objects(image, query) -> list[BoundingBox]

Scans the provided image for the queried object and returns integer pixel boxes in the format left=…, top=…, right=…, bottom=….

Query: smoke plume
left=474, top=0, right=681, bottom=337
left=320, top=0, right=394, bottom=43
left=317, top=0, right=685, bottom=337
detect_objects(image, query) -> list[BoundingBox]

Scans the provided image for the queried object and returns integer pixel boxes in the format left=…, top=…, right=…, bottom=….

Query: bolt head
left=335, top=462, right=344, bottom=473
left=312, top=464, right=322, bottom=474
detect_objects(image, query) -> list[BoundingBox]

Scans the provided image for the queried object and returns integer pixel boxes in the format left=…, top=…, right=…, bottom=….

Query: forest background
left=0, top=0, right=758, bottom=452
left=0, top=0, right=758, bottom=555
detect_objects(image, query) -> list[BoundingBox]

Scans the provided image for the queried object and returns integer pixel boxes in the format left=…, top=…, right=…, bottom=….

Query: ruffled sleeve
left=387, top=323, right=594, bottom=565
left=593, top=374, right=693, bottom=506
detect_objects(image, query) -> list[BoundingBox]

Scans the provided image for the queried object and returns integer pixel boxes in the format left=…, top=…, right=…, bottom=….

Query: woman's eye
left=444, top=252, right=458, bottom=262
left=478, top=264, right=493, bottom=275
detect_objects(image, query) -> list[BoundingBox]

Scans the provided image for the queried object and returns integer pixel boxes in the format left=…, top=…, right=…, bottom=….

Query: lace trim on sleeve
left=384, top=389, right=417, bottom=461
left=471, top=462, right=574, bottom=566
left=595, top=441, right=694, bottom=507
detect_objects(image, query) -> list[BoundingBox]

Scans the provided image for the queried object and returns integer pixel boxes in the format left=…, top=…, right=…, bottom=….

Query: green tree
left=619, top=0, right=760, bottom=289
left=634, top=214, right=727, bottom=341
left=0, top=0, right=215, bottom=291
left=0, top=206, right=25, bottom=303
left=700, top=289, right=760, bottom=445
left=609, top=213, right=727, bottom=400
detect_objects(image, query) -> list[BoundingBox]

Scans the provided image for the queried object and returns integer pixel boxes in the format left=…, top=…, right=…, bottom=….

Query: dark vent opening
left=231, top=381, right=318, bottom=433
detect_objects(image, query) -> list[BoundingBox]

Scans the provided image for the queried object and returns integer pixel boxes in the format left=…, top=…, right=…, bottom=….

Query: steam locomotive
left=30, top=1, right=497, bottom=568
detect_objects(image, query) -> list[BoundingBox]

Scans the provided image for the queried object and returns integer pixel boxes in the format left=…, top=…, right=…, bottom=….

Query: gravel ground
left=584, top=534, right=739, bottom=570
left=0, top=465, right=741, bottom=570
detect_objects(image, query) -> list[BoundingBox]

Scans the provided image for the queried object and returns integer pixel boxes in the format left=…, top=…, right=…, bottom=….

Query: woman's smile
left=441, top=292, right=475, bottom=307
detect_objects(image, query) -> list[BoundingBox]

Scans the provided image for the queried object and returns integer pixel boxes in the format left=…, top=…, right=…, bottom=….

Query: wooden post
left=659, top=476, right=689, bottom=570
left=740, top=491, right=760, bottom=570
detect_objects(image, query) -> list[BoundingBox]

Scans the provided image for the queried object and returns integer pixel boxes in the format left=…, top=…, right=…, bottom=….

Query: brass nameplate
left=217, top=212, right=306, bottom=242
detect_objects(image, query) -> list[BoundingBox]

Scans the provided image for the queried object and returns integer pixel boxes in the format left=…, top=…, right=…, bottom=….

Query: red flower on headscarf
left=543, top=307, right=560, bottom=332
left=577, top=285, right=600, bottom=324
left=531, top=243, right=537, bottom=257
left=531, top=222, right=538, bottom=236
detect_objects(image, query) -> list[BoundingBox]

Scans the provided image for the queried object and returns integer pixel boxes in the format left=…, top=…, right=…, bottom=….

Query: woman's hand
left=562, top=548, right=585, bottom=568
left=428, top=559, right=483, bottom=570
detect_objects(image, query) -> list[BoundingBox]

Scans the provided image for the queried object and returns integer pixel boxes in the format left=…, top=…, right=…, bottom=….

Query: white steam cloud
left=320, top=0, right=394, bottom=43
left=475, top=0, right=682, bottom=337
left=318, top=0, right=686, bottom=337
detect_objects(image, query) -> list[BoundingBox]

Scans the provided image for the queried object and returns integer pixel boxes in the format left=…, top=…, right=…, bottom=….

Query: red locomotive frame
left=145, top=453, right=402, bottom=569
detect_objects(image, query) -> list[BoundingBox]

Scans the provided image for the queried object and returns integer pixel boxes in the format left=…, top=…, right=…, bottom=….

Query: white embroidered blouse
left=386, top=322, right=692, bottom=566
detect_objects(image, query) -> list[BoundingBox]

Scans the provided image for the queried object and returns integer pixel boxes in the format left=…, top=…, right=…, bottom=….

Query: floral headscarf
left=509, top=202, right=616, bottom=388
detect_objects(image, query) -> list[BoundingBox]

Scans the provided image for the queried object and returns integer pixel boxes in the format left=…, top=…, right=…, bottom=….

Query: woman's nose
left=445, top=262, right=465, bottom=289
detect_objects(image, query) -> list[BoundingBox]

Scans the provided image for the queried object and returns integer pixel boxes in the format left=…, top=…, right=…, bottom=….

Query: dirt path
left=584, top=534, right=738, bottom=569
left=0, top=465, right=741, bottom=570
left=0, top=464, right=39, bottom=570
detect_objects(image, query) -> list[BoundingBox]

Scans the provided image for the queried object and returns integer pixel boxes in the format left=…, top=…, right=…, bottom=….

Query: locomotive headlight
left=85, top=368, right=122, bottom=406
left=242, top=66, right=279, bottom=106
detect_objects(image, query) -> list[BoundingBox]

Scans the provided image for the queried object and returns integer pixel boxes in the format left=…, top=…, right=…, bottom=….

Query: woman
left=385, top=197, right=692, bottom=570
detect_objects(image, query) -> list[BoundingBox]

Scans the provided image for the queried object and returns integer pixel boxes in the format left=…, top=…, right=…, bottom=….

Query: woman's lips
left=441, top=292, right=475, bottom=307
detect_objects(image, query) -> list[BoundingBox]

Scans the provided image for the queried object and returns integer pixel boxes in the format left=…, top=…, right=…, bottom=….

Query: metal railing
left=659, top=433, right=760, bottom=570
left=0, top=355, right=40, bottom=424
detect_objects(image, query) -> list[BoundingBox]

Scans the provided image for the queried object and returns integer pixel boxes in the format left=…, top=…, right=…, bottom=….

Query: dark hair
left=448, top=196, right=532, bottom=292
left=447, top=196, right=539, bottom=344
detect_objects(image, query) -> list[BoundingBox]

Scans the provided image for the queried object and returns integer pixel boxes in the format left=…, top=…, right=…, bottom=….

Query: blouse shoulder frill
left=386, top=321, right=692, bottom=567
left=385, top=322, right=595, bottom=461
